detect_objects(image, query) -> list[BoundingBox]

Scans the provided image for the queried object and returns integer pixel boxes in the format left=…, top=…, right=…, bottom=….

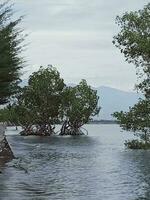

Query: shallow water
left=0, top=125, right=150, bottom=200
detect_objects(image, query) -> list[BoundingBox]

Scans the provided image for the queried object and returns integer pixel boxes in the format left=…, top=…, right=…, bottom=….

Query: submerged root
left=59, top=123, right=88, bottom=136
left=20, top=125, right=55, bottom=136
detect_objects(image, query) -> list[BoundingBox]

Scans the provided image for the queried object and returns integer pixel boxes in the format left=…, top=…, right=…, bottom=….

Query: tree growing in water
left=3, top=68, right=100, bottom=136
left=0, top=1, right=25, bottom=104
left=60, top=80, right=100, bottom=135
left=16, top=66, right=65, bottom=136
left=113, top=3, right=150, bottom=149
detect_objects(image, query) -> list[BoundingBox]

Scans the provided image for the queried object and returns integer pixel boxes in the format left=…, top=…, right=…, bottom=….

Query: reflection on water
left=0, top=125, right=150, bottom=200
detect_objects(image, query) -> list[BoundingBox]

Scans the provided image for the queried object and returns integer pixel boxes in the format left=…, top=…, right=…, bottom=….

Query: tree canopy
left=113, top=3, right=150, bottom=97
left=0, top=1, right=25, bottom=104
left=113, top=3, right=150, bottom=69
left=113, top=99, right=150, bottom=140
left=60, top=80, right=100, bottom=135
left=15, top=66, right=65, bottom=135
left=113, top=3, right=150, bottom=148
left=1, top=67, right=100, bottom=136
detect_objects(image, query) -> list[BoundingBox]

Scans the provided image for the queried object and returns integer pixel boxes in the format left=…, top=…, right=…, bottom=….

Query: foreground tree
left=113, top=3, right=150, bottom=97
left=113, top=3, right=150, bottom=71
left=60, top=80, right=100, bottom=135
left=113, top=3, right=150, bottom=148
left=0, top=1, right=25, bottom=104
left=0, top=1, right=25, bottom=161
left=113, top=99, right=150, bottom=148
left=17, top=66, right=65, bottom=136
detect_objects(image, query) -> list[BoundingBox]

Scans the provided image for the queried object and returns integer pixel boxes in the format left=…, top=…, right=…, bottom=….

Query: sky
left=13, top=0, right=149, bottom=91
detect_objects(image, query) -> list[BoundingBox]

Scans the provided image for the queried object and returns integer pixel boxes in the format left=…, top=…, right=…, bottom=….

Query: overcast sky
left=13, top=0, right=149, bottom=91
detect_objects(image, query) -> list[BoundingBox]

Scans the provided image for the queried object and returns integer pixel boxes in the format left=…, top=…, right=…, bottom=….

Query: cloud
left=12, top=0, right=150, bottom=91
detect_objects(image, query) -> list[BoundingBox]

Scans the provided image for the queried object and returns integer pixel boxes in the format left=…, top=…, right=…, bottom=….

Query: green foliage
left=60, top=80, right=100, bottom=135
left=0, top=1, right=25, bottom=104
left=26, top=66, right=65, bottom=124
left=113, top=3, right=150, bottom=98
left=113, top=3, right=150, bottom=69
left=0, top=108, right=9, bottom=123
left=124, top=139, right=150, bottom=149
left=1, top=66, right=100, bottom=136
left=67, top=80, right=100, bottom=125
left=113, top=3, right=150, bottom=148
left=15, top=66, right=65, bottom=135
left=136, top=67, right=150, bottom=98
left=113, top=98, right=150, bottom=148
left=113, top=99, right=150, bottom=137
left=0, top=104, right=18, bottom=125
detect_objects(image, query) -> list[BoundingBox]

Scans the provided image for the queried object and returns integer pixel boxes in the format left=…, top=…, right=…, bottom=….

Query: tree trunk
left=60, top=121, right=84, bottom=136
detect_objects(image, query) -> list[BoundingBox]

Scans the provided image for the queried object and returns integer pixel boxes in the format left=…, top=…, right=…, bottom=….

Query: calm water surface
left=0, top=124, right=150, bottom=200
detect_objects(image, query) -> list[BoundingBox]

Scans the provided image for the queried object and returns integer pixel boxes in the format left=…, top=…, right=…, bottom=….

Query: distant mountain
left=95, top=86, right=142, bottom=120
left=64, top=84, right=142, bottom=120
left=20, top=80, right=142, bottom=120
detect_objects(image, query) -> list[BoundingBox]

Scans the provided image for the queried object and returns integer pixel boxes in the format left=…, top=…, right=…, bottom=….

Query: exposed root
left=59, top=121, right=88, bottom=136
left=20, top=124, right=55, bottom=136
